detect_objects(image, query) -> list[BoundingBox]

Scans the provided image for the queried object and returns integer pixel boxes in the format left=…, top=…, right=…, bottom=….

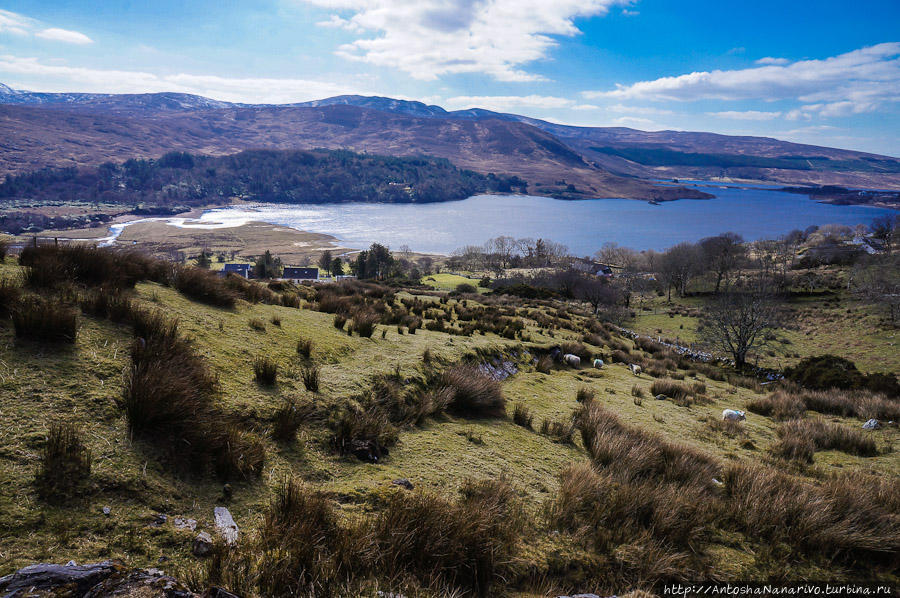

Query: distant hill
left=1, top=84, right=898, bottom=194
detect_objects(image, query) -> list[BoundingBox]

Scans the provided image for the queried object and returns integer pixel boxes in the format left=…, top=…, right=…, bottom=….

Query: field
left=0, top=248, right=897, bottom=596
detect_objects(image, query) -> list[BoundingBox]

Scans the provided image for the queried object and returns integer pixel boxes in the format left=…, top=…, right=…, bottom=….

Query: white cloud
left=35, top=28, right=93, bottom=45
left=611, top=116, right=656, bottom=127
left=583, top=43, right=900, bottom=119
left=755, top=56, right=789, bottom=66
left=305, top=0, right=631, bottom=81
left=607, top=103, right=672, bottom=115
left=708, top=110, right=782, bottom=120
left=0, top=9, right=93, bottom=44
left=622, top=9, right=639, bottom=16
left=443, top=94, right=576, bottom=111
left=0, top=55, right=368, bottom=103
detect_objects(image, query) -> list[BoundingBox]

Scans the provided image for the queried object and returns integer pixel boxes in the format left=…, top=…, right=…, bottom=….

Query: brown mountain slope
left=0, top=104, right=707, bottom=201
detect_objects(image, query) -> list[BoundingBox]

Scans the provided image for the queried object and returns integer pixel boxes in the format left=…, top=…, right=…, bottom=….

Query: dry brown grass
left=771, top=418, right=878, bottom=462
left=441, top=363, right=506, bottom=418
left=747, top=391, right=807, bottom=420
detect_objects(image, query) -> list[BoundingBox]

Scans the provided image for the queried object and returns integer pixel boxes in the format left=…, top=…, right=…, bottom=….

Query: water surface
left=103, top=187, right=897, bottom=255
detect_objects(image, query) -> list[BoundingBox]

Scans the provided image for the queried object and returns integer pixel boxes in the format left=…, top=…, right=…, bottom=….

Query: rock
left=214, top=507, right=239, bottom=545
left=349, top=438, right=385, bottom=463
left=102, top=506, right=111, bottom=516
left=202, top=588, right=242, bottom=598
left=655, top=394, right=667, bottom=400
left=151, top=513, right=168, bottom=526
left=712, top=478, right=724, bottom=486
left=0, top=560, right=123, bottom=595
left=391, top=478, right=414, bottom=490
left=174, top=517, right=198, bottom=531
left=862, top=419, right=880, bottom=430
left=193, top=531, right=215, bottom=557
left=83, top=567, right=195, bottom=597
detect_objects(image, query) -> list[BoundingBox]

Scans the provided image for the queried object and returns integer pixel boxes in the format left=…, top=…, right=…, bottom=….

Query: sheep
left=563, top=354, right=581, bottom=368
left=722, top=409, right=746, bottom=422
left=593, top=358, right=604, bottom=369
left=629, top=363, right=642, bottom=376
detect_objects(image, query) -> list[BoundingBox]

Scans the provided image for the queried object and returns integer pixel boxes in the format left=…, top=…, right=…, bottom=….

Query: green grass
left=0, top=255, right=897, bottom=592
left=419, top=272, right=488, bottom=293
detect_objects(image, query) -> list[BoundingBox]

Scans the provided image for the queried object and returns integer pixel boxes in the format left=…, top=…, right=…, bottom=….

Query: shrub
left=0, top=276, right=21, bottom=315
left=271, top=397, right=308, bottom=442
left=248, top=317, right=266, bottom=331
left=512, top=403, right=534, bottom=429
left=19, top=244, right=162, bottom=289
left=366, top=478, right=524, bottom=593
left=747, top=391, right=806, bottom=420
left=35, top=423, right=91, bottom=502
left=536, top=354, right=553, bottom=374
left=540, top=418, right=574, bottom=444
left=253, top=355, right=278, bottom=385
left=576, top=386, right=595, bottom=404
left=301, top=364, right=320, bottom=393
left=455, top=283, right=477, bottom=294
left=352, top=308, right=379, bottom=338
left=12, top=296, right=77, bottom=343
left=172, top=265, right=236, bottom=307
left=0, top=237, right=8, bottom=261
left=296, top=337, right=313, bottom=359
left=772, top=419, right=877, bottom=462
left=333, top=313, right=347, bottom=330
left=441, top=364, right=505, bottom=418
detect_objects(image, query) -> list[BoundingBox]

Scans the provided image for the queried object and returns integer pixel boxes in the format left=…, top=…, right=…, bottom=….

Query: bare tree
left=575, top=276, right=621, bottom=313
left=699, top=281, right=779, bottom=368
left=658, top=242, right=703, bottom=300
left=871, top=214, right=899, bottom=254
left=700, top=232, right=745, bottom=292
left=852, top=254, right=900, bottom=326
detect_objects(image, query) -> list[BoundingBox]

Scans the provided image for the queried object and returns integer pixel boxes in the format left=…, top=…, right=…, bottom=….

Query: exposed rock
left=83, top=567, right=194, bottom=597
left=151, top=513, right=168, bottom=527
left=862, top=418, right=880, bottom=430
left=214, top=507, right=239, bottom=545
left=174, top=517, right=198, bottom=531
left=655, top=394, right=667, bottom=400
left=391, top=478, right=414, bottom=490
left=349, top=439, right=386, bottom=463
left=0, top=560, right=123, bottom=595
left=102, top=506, right=111, bottom=516
left=193, top=531, right=215, bottom=557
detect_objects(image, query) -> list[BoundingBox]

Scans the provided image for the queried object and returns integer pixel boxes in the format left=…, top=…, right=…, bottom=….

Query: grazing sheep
left=629, top=363, right=642, bottom=376
left=593, top=358, right=604, bottom=369
left=722, top=409, right=746, bottom=421
left=563, top=354, right=581, bottom=368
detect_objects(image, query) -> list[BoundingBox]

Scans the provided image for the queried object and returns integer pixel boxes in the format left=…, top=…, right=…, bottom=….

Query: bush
left=35, top=423, right=91, bottom=502
left=576, top=386, right=595, bottom=404
left=772, top=419, right=877, bottom=462
left=0, top=276, right=21, bottom=315
left=441, top=364, right=506, bottom=418
left=747, top=391, right=806, bottom=420
left=12, top=296, right=77, bottom=343
left=333, top=313, right=347, bottom=330
left=540, top=418, right=574, bottom=444
left=455, top=283, right=477, bottom=294
left=785, top=354, right=900, bottom=396
left=172, top=265, right=236, bottom=307
left=248, top=317, right=266, bottom=331
left=296, top=337, right=313, bottom=359
left=253, top=355, right=278, bottom=385
left=512, top=403, right=534, bottom=429
left=19, top=244, right=163, bottom=289
left=367, top=478, right=524, bottom=593
left=536, top=354, right=553, bottom=373
left=301, top=364, right=320, bottom=392
left=352, top=308, right=379, bottom=338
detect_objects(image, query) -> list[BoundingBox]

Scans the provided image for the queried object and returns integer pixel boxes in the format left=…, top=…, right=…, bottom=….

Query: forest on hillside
left=0, top=149, right=528, bottom=210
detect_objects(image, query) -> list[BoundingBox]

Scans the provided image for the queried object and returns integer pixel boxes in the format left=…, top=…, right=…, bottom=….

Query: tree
left=699, top=282, right=779, bottom=368
left=852, top=253, right=900, bottom=326
left=700, top=232, right=745, bottom=292
left=330, top=256, right=343, bottom=277
left=871, top=214, right=899, bottom=253
left=575, top=276, right=621, bottom=314
left=253, top=250, right=282, bottom=279
left=196, top=250, right=211, bottom=269
left=318, top=250, right=333, bottom=274
left=658, top=242, right=703, bottom=300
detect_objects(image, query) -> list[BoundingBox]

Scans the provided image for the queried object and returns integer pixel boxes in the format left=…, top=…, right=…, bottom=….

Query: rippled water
left=101, top=186, right=898, bottom=254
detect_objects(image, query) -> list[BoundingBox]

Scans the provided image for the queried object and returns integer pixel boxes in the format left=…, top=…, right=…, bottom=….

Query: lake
left=104, top=186, right=898, bottom=255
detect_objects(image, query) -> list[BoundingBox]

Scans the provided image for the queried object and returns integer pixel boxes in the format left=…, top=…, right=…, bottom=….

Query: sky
left=1, top=0, right=898, bottom=156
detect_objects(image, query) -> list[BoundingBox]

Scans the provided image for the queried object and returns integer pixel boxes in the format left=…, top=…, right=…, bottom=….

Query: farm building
left=572, top=259, right=614, bottom=277
left=222, top=263, right=252, bottom=278
left=282, top=267, right=319, bottom=282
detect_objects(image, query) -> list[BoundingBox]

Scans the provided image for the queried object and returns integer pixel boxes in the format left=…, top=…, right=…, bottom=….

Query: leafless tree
left=699, top=281, right=779, bottom=368
left=852, top=254, right=900, bottom=326
left=658, top=242, right=704, bottom=300
left=700, top=232, right=746, bottom=292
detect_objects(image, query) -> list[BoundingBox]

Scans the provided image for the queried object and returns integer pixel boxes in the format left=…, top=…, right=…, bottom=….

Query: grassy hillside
left=0, top=247, right=897, bottom=596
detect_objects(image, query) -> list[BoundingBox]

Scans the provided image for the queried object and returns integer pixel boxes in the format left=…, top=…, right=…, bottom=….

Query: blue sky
left=1, top=0, right=898, bottom=155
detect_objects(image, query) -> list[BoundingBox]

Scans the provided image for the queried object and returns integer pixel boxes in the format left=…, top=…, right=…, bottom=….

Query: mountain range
left=2, top=83, right=899, bottom=199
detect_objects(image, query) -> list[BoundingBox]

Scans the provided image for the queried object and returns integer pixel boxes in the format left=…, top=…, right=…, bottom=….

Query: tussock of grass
left=771, top=418, right=878, bottom=462
left=441, top=363, right=506, bottom=418
left=253, top=355, right=278, bottom=385
left=12, top=296, right=77, bottom=343
left=747, top=391, right=806, bottom=420
left=512, top=403, right=534, bottom=429
left=35, top=423, right=91, bottom=503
